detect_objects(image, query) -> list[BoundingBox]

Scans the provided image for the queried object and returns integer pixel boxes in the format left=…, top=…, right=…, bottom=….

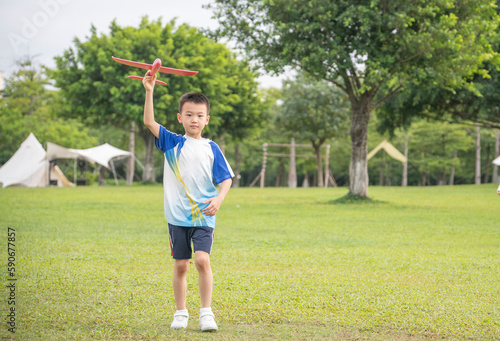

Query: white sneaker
left=170, top=310, right=189, bottom=329
left=199, top=312, right=218, bottom=332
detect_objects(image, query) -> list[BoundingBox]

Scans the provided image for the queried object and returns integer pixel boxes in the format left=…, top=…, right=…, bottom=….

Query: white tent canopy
left=46, top=142, right=130, bottom=169
left=46, top=141, right=132, bottom=185
left=0, top=133, right=71, bottom=188
left=0, top=133, right=133, bottom=188
left=493, top=156, right=500, bottom=166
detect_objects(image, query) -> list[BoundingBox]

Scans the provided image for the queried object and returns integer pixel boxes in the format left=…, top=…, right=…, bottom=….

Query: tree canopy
left=377, top=57, right=500, bottom=135
left=377, top=1, right=500, bottom=134
left=0, top=57, right=96, bottom=164
left=277, top=74, right=350, bottom=146
left=52, top=17, right=263, bottom=181
left=276, top=73, right=350, bottom=186
left=209, top=0, right=500, bottom=197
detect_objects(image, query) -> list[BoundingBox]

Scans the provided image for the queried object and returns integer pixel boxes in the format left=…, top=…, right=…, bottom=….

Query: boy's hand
left=202, top=196, right=223, bottom=217
left=142, top=70, right=156, bottom=92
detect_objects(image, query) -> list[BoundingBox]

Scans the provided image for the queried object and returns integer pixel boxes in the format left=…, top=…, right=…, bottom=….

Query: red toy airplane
left=112, top=56, right=198, bottom=86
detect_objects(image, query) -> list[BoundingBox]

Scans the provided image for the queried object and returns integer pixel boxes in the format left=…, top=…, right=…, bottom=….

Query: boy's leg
left=173, top=259, right=190, bottom=310
left=191, top=227, right=217, bottom=332
left=195, top=250, right=218, bottom=332
left=170, top=259, right=190, bottom=329
left=194, top=251, right=212, bottom=308
left=191, top=226, right=215, bottom=308
left=168, top=224, right=194, bottom=329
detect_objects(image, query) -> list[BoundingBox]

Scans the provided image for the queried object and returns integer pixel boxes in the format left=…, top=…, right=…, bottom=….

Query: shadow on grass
left=328, top=193, right=387, bottom=205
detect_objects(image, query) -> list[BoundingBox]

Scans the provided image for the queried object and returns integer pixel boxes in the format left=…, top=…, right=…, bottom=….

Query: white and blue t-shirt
left=155, top=125, right=234, bottom=228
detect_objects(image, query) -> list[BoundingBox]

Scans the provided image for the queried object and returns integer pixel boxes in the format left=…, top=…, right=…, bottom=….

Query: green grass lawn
left=0, top=184, right=499, bottom=340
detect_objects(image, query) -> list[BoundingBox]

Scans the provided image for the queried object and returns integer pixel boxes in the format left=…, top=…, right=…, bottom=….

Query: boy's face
left=177, top=102, right=210, bottom=139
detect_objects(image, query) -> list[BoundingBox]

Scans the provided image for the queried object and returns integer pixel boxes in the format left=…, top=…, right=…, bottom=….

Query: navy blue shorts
left=168, top=224, right=215, bottom=259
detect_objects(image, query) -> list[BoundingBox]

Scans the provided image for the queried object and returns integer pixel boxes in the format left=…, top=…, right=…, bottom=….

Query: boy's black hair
left=178, top=92, right=210, bottom=115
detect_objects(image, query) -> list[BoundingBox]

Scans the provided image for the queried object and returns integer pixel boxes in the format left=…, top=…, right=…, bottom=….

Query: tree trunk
left=219, top=134, right=225, bottom=154
left=439, top=134, right=446, bottom=186
left=142, top=133, right=155, bottom=183
left=449, top=150, right=457, bottom=185
left=302, top=170, right=309, bottom=187
left=484, top=143, right=491, bottom=184
left=349, top=98, right=371, bottom=196
left=493, top=128, right=500, bottom=184
left=439, top=170, right=446, bottom=186
left=126, top=121, right=135, bottom=185
left=275, top=165, right=281, bottom=187
left=402, top=137, right=409, bottom=187
left=324, top=145, right=330, bottom=188
left=475, top=122, right=481, bottom=185
left=314, top=145, right=324, bottom=187
left=98, top=166, right=106, bottom=186
left=386, top=158, right=392, bottom=186
left=275, top=158, right=285, bottom=187
left=288, top=138, right=297, bottom=188
left=379, top=152, right=385, bottom=186
left=233, top=143, right=241, bottom=188
left=260, top=143, right=268, bottom=188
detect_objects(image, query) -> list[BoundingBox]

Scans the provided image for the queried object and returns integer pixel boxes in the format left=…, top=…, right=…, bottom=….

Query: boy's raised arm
left=143, top=70, right=161, bottom=138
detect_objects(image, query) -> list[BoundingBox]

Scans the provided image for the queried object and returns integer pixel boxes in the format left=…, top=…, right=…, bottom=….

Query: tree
left=233, top=87, right=280, bottom=187
left=209, top=0, right=499, bottom=197
left=276, top=73, right=350, bottom=186
left=0, top=57, right=96, bottom=164
left=394, top=128, right=412, bottom=187
left=493, top=129, right=500, bottom=183
left=52, top=17, right=261, bottom=182
left=211, top=59, right=267, bottom=186
left=408, top=121, right=473, bottom=186
left=377, top=1, right=500, bottom=184
left=376, top=58, right=500, bottom=185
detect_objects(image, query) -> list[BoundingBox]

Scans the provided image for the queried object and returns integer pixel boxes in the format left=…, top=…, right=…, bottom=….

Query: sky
left=0, top=0, right=288, bottom=88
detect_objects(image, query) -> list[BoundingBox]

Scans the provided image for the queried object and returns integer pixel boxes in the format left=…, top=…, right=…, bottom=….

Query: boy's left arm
left=202, top=178, right=233, bottom=217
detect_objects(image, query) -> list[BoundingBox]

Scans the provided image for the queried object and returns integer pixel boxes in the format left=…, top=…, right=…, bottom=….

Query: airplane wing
left=112, top=56, right=152, bottom=71
left=112, top=56, right=198, bottom=76
left=159, top=66, right=198, bottom=76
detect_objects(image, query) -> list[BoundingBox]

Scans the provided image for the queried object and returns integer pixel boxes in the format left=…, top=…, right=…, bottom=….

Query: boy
left=142, top=70, right=233, bottom=332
